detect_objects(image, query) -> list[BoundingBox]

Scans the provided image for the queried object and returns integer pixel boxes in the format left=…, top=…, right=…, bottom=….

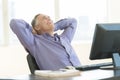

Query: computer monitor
left=90, top=23, right=120, bottom=69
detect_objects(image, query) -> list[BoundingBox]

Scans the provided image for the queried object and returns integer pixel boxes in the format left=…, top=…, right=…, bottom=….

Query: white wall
left=0, top=44, right=30, bottom=78
left=108, top=0, right=120, bottom=22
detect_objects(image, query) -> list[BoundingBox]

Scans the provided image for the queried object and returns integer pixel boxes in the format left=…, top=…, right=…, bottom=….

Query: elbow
left=10, top=19, right=24, bottom=29
left=70, top=18, right=77, bottom=28
left=9, top=19, right=17, bottom=29
left=71, top=18, right=77, bottom=25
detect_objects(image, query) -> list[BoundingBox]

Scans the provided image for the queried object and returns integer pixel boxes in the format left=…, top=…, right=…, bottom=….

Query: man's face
left=35, top=14, right=54, bottom=33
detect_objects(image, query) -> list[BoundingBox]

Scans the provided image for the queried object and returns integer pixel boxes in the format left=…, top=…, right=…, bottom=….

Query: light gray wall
left=108, top=0, right=120, bottom=22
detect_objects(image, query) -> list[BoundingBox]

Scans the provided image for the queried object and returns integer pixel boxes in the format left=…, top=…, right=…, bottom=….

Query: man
left=10, top=13, right=81, bottom=70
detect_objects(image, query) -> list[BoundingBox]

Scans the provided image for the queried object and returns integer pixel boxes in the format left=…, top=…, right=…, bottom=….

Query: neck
left=47, top=31, right=54, bottom=36
left=39, top=30, right=54, bottom=36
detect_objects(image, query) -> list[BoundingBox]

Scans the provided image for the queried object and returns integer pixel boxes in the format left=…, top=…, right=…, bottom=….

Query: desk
left=3, top=69, right=120, bottom=80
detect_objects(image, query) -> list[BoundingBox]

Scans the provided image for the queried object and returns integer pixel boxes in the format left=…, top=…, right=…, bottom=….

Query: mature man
left=10, top=13, right=81, bottom=70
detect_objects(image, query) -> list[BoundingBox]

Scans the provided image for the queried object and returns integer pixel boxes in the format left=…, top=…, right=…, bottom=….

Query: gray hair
left=31, top=14, right=40, bottom=27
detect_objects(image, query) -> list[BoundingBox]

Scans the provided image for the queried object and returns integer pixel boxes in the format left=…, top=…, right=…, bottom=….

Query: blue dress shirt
left=10, top=18, right=81, bottom=70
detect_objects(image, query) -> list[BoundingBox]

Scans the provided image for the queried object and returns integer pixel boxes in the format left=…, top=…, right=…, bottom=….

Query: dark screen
left=90, top=23, right=120, bottom=60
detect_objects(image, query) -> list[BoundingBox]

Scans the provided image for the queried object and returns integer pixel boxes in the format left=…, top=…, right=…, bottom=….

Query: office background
left=0, top=0, right=120, bottom=77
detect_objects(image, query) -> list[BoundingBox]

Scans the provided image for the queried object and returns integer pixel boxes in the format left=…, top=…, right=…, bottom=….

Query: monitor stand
left=112, top=53, right=120, bottom=76
left=100, top=53, right=120, bottom=70
left=112, top=53, right=120, bottom=70
left=100, top=53, right=120, bottom=76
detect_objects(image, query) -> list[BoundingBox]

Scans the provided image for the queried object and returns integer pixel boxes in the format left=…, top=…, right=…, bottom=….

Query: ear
left=34, top=25, right=41, bottom=31
left=32, top=28, right=37, bottom=34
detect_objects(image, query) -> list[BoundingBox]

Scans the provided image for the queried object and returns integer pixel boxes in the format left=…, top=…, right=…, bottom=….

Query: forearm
left=54, top=18, right=77, bottom=42
left=10, top=19, right=34, bottom=49
left=10, top=19, right=32, bottom=34
left=54, top=18, right=77, bottom=31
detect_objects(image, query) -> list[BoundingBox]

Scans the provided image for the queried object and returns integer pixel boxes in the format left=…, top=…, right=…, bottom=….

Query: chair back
left=27, top=52, right=40, bottom=74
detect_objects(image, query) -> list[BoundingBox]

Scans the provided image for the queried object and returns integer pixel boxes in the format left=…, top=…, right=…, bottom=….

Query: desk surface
left=2, top=69, right=120, bottom=80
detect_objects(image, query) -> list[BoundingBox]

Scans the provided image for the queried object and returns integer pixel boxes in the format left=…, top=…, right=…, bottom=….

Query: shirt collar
left=42, top=33, right=59, bottom=41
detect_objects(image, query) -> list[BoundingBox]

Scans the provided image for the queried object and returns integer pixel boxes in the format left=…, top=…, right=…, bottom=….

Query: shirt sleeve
left=54, top=18, right=77, bottom=42
left=10, top=19, right=35, bottom=50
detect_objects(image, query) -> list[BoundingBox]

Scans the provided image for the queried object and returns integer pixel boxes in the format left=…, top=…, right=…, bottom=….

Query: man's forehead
left=38, top=14, right=47, bottom=19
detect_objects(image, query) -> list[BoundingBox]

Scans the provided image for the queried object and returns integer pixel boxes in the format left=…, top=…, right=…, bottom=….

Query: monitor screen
left=90, top=23, right=120, bottom=60
left=89, top=23, right=120, bottom=69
